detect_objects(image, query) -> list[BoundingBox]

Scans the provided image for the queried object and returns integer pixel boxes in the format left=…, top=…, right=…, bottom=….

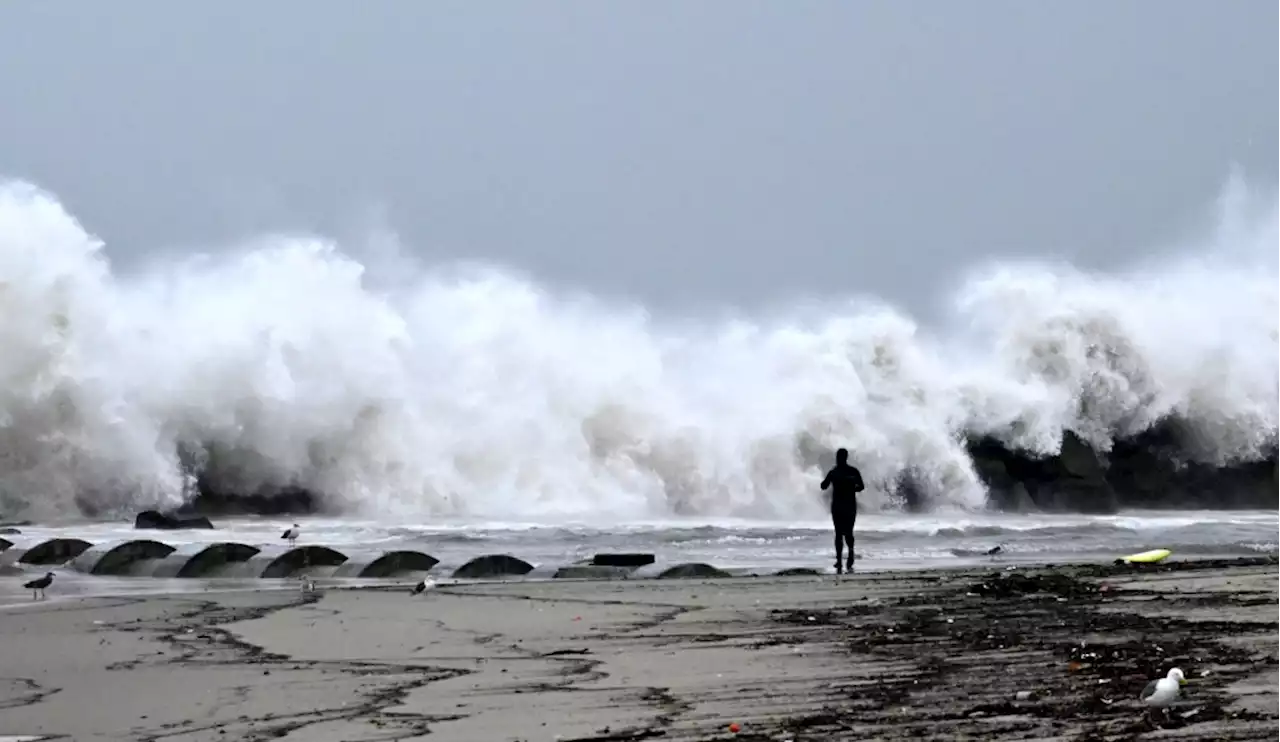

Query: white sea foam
left=0, top=176, right=1275, bottom=521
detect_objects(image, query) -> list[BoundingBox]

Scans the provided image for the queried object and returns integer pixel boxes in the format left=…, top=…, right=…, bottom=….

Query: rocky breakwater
left=180, top=482, right=318, bottom=517
left=170, top=421, right=1277, bottom=518
left=969, top=424, right=1278, bottom=514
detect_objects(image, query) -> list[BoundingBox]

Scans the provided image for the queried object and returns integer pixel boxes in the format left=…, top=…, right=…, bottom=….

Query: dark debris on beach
left=755, top=560, right=1279, bottom=741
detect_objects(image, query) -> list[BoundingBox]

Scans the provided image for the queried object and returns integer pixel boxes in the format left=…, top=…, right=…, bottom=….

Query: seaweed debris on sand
left=761, top=558, right=1278, bottom=741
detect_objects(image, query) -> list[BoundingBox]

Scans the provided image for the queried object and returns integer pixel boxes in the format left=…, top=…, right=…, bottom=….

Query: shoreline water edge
left=0, top=555, right=1275, bottom=741
left=4, top=510, right=1277, bottom=592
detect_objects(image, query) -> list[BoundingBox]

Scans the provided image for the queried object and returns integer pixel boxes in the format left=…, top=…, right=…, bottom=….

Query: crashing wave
left=0, top=176, right=1275, bottom=521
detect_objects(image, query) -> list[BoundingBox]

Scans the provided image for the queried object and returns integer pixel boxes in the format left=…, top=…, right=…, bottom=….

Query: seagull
left=281, top=523, right=301, bottom=546
left=1140, top=667, right=1185, bottom=717
left=23, top=572, right=55, bottom=600
left=410, top=579, right=434, bottom=596
left=985, top=545, right=1004, bottom=557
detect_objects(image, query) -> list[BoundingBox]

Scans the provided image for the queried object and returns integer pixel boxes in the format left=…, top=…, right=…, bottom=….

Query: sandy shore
left=0, top=557, right=1275, bottom=742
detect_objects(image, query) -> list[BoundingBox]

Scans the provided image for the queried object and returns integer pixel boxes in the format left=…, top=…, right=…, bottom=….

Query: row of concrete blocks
left=0, top=536, right=824, bottom=581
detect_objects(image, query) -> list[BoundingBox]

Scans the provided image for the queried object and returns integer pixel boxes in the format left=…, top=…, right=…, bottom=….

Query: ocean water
left=2, top=511, right=1275, bottom=606
left=5, top=510, right=1276, bottom=572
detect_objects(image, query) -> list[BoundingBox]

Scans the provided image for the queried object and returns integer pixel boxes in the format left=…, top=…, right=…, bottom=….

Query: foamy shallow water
left=1, top=510, right=1275, bottom=605
left=4, top=509, right=1274, bottom=576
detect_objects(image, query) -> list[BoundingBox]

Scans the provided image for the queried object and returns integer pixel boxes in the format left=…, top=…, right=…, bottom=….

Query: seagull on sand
left=281, top=523, right=301, bottom=546
left=23, top=572, right=55, bottom=600
left=1140, top=667, right=1185, bottom=717
left=410, top=579, right=434, bottom=596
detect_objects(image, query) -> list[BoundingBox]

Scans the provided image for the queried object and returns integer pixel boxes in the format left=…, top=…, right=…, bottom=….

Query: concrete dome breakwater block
left=551, top=564, right=636, bottom=580
left=333, top=550, right=439, bottom=578
left=0, top=535, right=766, bottom=583
left=10, top=538, right=93, bottom=566
left=71, top=540, right=177, bottom=576
left=149, top=542, right=263, bottom=578
left=218, top=545, right=351, bottom=579
left=772, top=567, right=825, bottom=577
left=546, top=553, right=658, bottom=579
left=451, top=554, right=535, bottom=579
left=630, top=562, right=735, bottom=579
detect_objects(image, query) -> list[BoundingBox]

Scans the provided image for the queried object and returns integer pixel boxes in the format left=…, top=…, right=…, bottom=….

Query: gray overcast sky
left=0, top=2, right=1275, bottom=316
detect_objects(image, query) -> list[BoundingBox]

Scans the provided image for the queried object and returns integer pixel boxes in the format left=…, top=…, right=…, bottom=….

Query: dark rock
left=167, top=442, right=322, bottom=517
left=591, top=553, right=656, bottom=567
left=1003, top=483, right=1037, bottom=512
left=969, top=431, right=1117, bottom=513
left=1106, top=425, right=1277, bottom=509
left=552, top=565, right=634, bottom=580
left=1058, top=431, right=1106, bottom=480
left=774, top=567, right=825, bottom=576
left=135, top=510, right=215, bottom=530
left=966, top=420, right=1275, bottom=513
left=182, top=483, right=319, bottom=517
left=657, top=562, right=732, bottom=579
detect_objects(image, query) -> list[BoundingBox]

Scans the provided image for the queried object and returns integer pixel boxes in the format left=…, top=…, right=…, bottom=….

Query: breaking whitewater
left=0, top=176, right=1276, bottom=526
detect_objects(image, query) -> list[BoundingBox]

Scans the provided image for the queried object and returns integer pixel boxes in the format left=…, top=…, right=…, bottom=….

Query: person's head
left=836, top=448, right=848, bottom=464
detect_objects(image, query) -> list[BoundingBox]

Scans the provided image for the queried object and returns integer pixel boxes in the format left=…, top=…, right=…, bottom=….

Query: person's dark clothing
left=821, top=459, right=865, bottom=573
left=821, top=462, right=865, bottom=516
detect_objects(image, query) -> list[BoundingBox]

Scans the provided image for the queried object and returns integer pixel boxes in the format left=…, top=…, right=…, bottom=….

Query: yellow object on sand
left=1121, top=548, right=1172, bottom=564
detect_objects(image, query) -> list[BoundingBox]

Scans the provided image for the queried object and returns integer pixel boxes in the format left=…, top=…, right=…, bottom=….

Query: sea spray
left=0, top=177, right=1275, bottom=521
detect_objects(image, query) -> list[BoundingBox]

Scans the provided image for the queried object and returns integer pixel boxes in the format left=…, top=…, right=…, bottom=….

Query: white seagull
left=410, top=579, right=435, bottom=596
left=281, top=523, right=301, bottom=546
left=1140, top=667, right=1185, bottom=715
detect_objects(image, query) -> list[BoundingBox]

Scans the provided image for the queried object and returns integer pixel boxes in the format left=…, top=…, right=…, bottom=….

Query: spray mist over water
left=0, top=177, right=1275, bottom=522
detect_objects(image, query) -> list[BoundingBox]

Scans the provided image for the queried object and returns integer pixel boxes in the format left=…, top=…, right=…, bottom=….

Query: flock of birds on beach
left=9, top=530, right=1191, bottom=719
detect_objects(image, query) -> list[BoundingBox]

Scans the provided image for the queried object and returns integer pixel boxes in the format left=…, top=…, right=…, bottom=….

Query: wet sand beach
left=0, top=557, right=1275, bottom=742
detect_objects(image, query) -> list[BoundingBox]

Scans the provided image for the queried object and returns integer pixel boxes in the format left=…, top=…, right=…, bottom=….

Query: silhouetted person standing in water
left=821, top=448, right=865, bottom=574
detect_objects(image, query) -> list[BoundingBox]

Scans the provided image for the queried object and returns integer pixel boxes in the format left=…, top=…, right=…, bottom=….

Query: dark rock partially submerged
left=969, top=430, right=1121, bottom=513
left=967, top=424, right=1277, bottom=514
left=134, top=510, right=215, bottom=530
left=591, top=553, right=656, bottom=568
left=168, top=443, right=321, bottom=518
left=181, top=483, right=317, bottom=517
